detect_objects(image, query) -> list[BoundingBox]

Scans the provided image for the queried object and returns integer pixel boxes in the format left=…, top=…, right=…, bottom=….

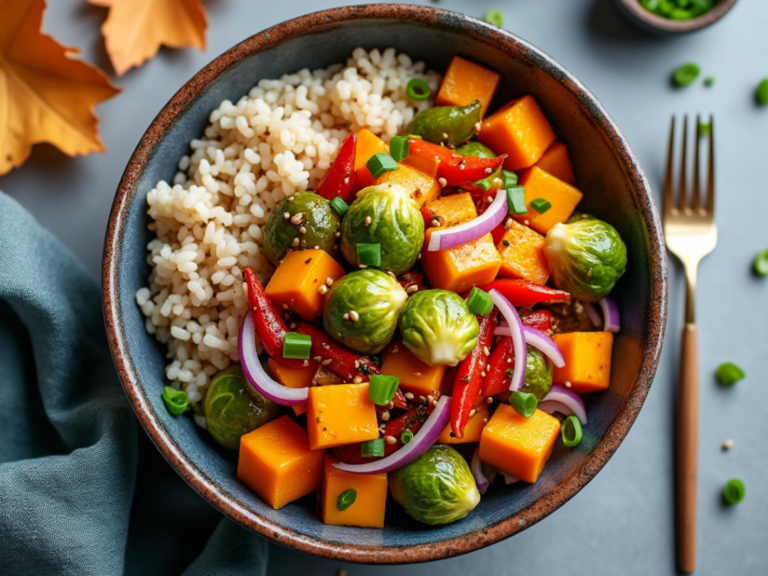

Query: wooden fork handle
left=677, top=323, right=698, bottom=574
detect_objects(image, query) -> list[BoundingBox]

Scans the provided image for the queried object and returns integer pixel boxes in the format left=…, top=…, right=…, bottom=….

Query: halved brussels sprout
left=323, top=269, right=408, bottom=355
left=398, top=289, right=479, bottom=366
left=522, top=347, right=553, bottom=400
left=544, top=217, right=627, bottom=302
left=389, top=445, right=480, bottom=525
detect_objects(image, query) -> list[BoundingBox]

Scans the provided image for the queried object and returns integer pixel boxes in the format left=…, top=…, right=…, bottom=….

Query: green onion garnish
left=162, top=386, right=189, bottom=415
left=283, top=332, right=312, bottom=360
left=466, top=287, right=494, bottom=316
left=406, top=78, right=431, bottom=101
left=389, top=135, right=410, bottom=162
left=530, top=198, right=552, bottom=214
left=478, top=178, right=492, bottom=192
left=330, top=196, right=349, bottom=217
left=366, top=152, right=399, bottom=179
left=502, top=170, right=518, bottom=189
left=484, top=8, right=504, bottom=27
left=361, top=437, right=385, bottom=458
left=673, top=63, right=701, bottom=88
left=400, top=430, right=414, bottom=445
left=715, top=362, right=745, bottom=386
left=367, top=374, right=400, bottom=406
left=510, top=391, right=537, bottom=418
left=723, top=479, right=745, bottom=505
left=704, top=76, right=715, bottom=87
left=561, top=415, right=583, bottom=447
left=754, top=249, right=768, bottom=275
left=758, top=79, right=768, bottom=106
left=356, top=243, right=381, bottom=267
left=507, top=186, right=527, bottom=215
left=337, top=488, right=357, bottom=511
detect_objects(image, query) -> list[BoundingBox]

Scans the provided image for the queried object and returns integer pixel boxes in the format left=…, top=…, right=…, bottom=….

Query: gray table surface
left=4, top=0, right=767, bottom=574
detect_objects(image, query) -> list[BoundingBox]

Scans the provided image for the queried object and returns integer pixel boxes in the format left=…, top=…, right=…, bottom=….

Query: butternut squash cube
left=515, top=167, right=583, bottom=235
left=377, top=162, right=440, bottom=206
left=321, top=455, right=388, bottom=528
left=436, top=56, right=501, bottom=118
left=421, top=230, right=501, bottom=294
left=267, top=358, right=319, bottom=416
left=307, top=384, right=379, bottom=450
left=237, top=415, right=324, bottom=509
left=354, top=129, right=389, bottom=190
left=479, top=405, right=560, bottom=483
left=265, top=249, right=346, bottom=321
left=526, top=141, right=576, bottom=186
left=423, top=192, right=477, bottom=228
left=381, top=342, right=446, bottom=397
left=552, top=332, right=613, bottom=393
left=438, top=401, right=489, bottom=444
left=402, top=152, right=439, bottom=179
left=478, top=95, right=556, bottom=171
left=497, top=220, right=550, bottom=286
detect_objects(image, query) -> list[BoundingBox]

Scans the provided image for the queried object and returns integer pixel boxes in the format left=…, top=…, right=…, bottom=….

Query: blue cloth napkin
left=0, top=192, right=268, bottom=575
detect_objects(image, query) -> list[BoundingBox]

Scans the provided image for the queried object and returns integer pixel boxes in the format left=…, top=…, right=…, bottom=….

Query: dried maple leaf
left=0, top=0, right=119, bottom=176
left=90, top=0, right=208, bottom=77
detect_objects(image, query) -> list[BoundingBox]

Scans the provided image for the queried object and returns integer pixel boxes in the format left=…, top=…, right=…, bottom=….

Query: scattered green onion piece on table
left=510, top=391, right=538, bottom=418
left=330, top=196, right=349, bottom=217
left=673, top=63, right=701, bottom=87
left=715, top=362, right=745, bottom=386
left=507, top=186, right=527, bottom=215
left=723, top=479, right=745, bottom=505
left=389, top=135, right=410, bottom=162
left=361, top=437, right=385, bottom=458
left=283, top=332, right=312, bottom=360
left=484, top=8, right=504, bottom=27
left=337, top=488, right=357, bottom=511
left=400, top=430, right=414, bottom=445
left=162, top=386, right=189, bottom=415
left=530, top=198, right=552, bottom=214
left=366, top=152, right=399, bottom=179
left=406, top=78, right=431, bottom=101
left=502, top=170, right=518, bottom=189
left=561, top=415, right=583, bottom=447
left=356, top=243, right=382, bottom=267
left=757, top=79, right=768, bottom=106
left=368, top=374, right=400, bottom=405
left=465, top=287, right=494, bottom=316
left=704, top=75, right=715, bottom=87
left=698, top=120, right=711, bottom=136
left=753, top=249, right=768, bottom=275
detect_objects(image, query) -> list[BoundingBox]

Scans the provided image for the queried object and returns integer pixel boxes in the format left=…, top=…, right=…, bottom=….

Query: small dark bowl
left=614, top=0, right=739, bottom=35
left=103, top=4, right=667, bottom=564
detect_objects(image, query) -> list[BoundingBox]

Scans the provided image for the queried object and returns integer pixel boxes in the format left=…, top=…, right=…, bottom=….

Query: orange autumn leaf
left=0, top=0, right=120, bottom=176
left=90, top=0, right=208, bottom=77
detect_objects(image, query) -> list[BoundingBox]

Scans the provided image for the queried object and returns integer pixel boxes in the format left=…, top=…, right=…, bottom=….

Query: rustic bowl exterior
left=103, top=4, right=667, bottom=564
left=614, top=0, right=738, bottom=35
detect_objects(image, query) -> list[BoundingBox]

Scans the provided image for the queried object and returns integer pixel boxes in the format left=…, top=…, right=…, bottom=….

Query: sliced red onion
left=539, top=384, right=587, bottom=425
left=427, top=188, right=507, bottom=251
left=502, top=472, right=520, bottom=485
left=489, top=289, right=526, bottom=392
left=583, top=301, right=601, bottom=327
left=494, top=324, right=565, bottom=369
left=471, top=448, right=490, bottom=494
left=238, top=310, right=308, bottom=406
left=334, top=396, right=451, bottom=474
left=599, top=296, right=620, bottom=333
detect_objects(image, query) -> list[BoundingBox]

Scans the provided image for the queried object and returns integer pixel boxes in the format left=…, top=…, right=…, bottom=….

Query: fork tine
left=678, top=115, right=688, bottom=211
left=692, top=115, right=701, bottom=213
left=664, top=116, right=676, bottom=215
left=706, top=115, right=715, bottom=214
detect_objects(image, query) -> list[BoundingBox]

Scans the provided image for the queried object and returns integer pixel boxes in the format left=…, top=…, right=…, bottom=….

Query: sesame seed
left=292, top=237, right=300, bottom=247
left=385, top=435, right=397, bottom=445
left=486, top=364, right=491, bottom=371
left=289, top=323, right=296, bottom=329
left=335, top=231, right=341, bottom=237
left=364, top=216, right=372, bottom=226
left=288, top=196, right=295, bottom=202
left=414, top=372, right=423, bottom=377
left=343, top=177, right=350, bottom=185
left=480, top=371, right=487, bottom=378
left=290, top=212, right=304, bottom=225
left=483, top=418, right=488, bottom=424
left=431, top=218, right=441, bottom=227
left=387, top=271, right=397, bottom=280
left=314, top=245, right=320, bottom=250
left=469, top=409, right=476, bottom=418
left=723, top=439, right=734, bottom=450
left=322, top=358, right=333, bottom=366
left=417, top=253, right=422, bottom=260
left=405, top=392, right=415, bottom=400
left=483, top=346, right=491, bottom=357
left=326, top=277, right=334, bottom=287
left=474, top=121, right=482, bottom=133
left=486, top=397, right=494, bottom=404
left=313, top=356, right=323, bottom=362
left=353, top=375, right=363, bottom=384
left=349, top=310, right=360, bottom=322
left=359, top=263, right=368, bottom=269
left=283, top=212, right=291, bottom=219
left=381, top=410, right=390, bottom=422
left=343, top=313, right=350, bottom=321
left=442, top=132, right=449, bottom=140
left=419, top=395, right=426, bottom=403
left=406, top=284, right=419, bottom=294
left=486, top=196, right=494, bottom=203
left=484, top=167, right=493, bottom=174
left=564, top=381, right=572, bottom=388
left=318, top=285, right=328, bottom=295
left=298, top=226, right=306, bottom=234
left=281, top=302, right=289, bottom=310
left=438, top=177, right=448, bottom=187
left=505, top=218, right=513, bottom=230
left=427, top=395, right=434, bottom=404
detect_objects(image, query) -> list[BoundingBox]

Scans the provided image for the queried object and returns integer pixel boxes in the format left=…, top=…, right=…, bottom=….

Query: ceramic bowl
left=103, top=4, right=667, bottom=564
left=614, top=0, right=738, bottom=35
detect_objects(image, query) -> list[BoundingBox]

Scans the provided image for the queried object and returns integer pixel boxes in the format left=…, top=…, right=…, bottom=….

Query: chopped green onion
left=400, top=430, right=414, bottom=445
left=337, top=488, right=357, bottom=511
left=502, top=170, right=518, bottom=189
left=406, top=78, right=431, bottom=101
left=366, top=152, right=399, bottom=179
left=466, top=287, right=494, bottom=316
left=356, top=243, right=381, bottom=267
left=758, top=79, right=768, bottom=106
left=715, top=362, right=745, bottom=386
left=507, top=186, right=527, bottom=215
left=283, top=332, right=312, bottom=359
left=673, top=63, right=701, bottom=88
left=484, top=8, right=504, bottom=27
left=361, top=437, right=385, bottom=458
left=753, top=249, right=768, bottom=275
left=478, top=178, right=492, bottom=192
left=704, top=75, right=715, bottom=87
left=330, top=196, right=349, bottom=217
left=162, top=386, right=188, bottom=415
left=561, top=415, right=583, bottom=447
left=367, top=374, right=400, bottom=405
left=510, top=391, right=537, bottom=418
left=389, top=135, right=410, bottom=162
left=723, top=479, right=745, bottom=505
left=530, top=198, right=552, bottom=214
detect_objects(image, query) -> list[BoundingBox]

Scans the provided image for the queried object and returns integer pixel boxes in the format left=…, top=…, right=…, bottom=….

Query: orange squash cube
left=496, top=220, right=550, bottom=286
left=515, top=167, right=583, bottom=235
left=423, top=192, right=477, bottom=228
left=354, top=129, right=389, bottom=190
left=381, top=342, right=447, bottom=397
left=421, top=230, right=501, bottom=294
left=552, top=332, right=613, bottom=393
left=265, top=249, right=346, bottom=321
left=377, top=162, right=440, bottom=206
left=402, top=152, right=440, bottom=179
left=321, top=455, right=388, bottom=528
left=267, top=358, right=319, bottom=416
left=524, top=141, right=576, bottom=186
left=478, top=95, right=556, bottom=171
left=479, top=405, right=560, bottom=483
left=438, top=401, right=489, bottom=444
left=237, top=415, right=324, bottom=509
left=436, top=56, right=501, bottom=118
left=307, top=384, right=379, bottom=450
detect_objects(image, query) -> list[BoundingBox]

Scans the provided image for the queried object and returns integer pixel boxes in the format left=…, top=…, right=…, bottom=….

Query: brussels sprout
left=398, top=289, right=479, bottom=366
left=544, top=218, right=627, bottom=302
left=340, top=183, right=424, bottom=275
left=406, top=101, right=482, bottom=145
left=389, top=445, right=480, bottom=525
left=204, top=366, right=279, bottom=450
left=263, top=191, right=341, bottom=265
left=323, top=269, right=408, bottom=354
left=522, top=347, right=553, bottom=400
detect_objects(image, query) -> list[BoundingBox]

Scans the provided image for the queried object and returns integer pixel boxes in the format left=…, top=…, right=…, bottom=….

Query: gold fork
left=663, top=115, right=717, bottom=574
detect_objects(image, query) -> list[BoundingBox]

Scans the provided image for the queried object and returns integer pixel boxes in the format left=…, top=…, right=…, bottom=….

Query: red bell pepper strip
left=243, top=267, right=308, bottom=369
left=407, top=138, right=506, bottom=187
left=450, top=312, right=497, bottom=438
left=314, top=132, right=356, bottom=202
left=398, top=270, right=428, bottom=293
left=520, top=309, right=553, bottom=333
left=478, top=279, right=570, bottom=307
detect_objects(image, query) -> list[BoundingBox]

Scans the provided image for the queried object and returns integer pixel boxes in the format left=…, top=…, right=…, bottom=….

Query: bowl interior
left=105, top=6, right=666, bottom=563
